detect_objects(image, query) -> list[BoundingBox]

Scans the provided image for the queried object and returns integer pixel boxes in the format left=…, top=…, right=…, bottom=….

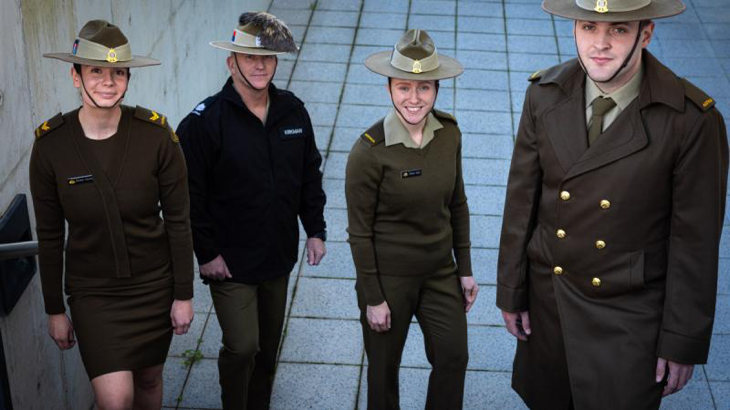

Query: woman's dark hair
left=73, top=63, right=131, bottom=79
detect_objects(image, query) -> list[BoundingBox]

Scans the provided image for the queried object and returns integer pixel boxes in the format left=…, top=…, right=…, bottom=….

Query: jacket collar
left=220, top=77, right=299, bottom=125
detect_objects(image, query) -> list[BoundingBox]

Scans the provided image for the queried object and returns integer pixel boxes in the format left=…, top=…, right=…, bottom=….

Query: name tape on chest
left=280, top=126, right=305, bottom=140
left=401, top=169, right=423, bottom=178
left=67, top=174, right=94, bottom=185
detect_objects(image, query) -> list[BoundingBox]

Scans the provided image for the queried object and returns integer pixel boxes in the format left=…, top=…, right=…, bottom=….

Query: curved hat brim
left=364, top=51, right=464, bottom=81
left=209, top=41, right=293, bottom=55
left=43, top=53, right=160, bottom=68
left=542, top=0, right=685, bottom=22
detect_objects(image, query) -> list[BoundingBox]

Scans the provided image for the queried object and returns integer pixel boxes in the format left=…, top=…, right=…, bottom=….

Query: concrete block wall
left=0, top=0, right=269, bottom=408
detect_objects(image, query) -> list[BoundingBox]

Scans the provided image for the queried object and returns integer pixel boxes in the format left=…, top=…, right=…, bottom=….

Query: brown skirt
left=66, top=264, right=174, bottom=380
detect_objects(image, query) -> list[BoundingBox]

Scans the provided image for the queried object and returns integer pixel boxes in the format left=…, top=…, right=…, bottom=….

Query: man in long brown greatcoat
left=497, top=0, right=728, bottom=408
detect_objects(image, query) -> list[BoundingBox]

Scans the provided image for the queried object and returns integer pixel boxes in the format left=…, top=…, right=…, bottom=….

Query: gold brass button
left=553, top=266, right=564, bottom=275
left=595, top=240, right=606, bottom=249
left=592, top=277, right=601, bottom=287
left=556, top=229, right=566, bottom=239
left=560, top=191, right=571, bottom=201
left=600, top=200, right=611, bottom=209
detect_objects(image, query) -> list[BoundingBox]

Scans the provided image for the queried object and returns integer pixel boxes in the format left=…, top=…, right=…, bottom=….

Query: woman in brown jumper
left=29, top=20, right=193, bottom=409
left=345, top=29, right=478, bottom=410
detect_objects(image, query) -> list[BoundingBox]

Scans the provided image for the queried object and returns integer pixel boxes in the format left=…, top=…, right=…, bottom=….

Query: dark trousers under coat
left=357, top=270, right=469, bottom=410
left=210, top=274, right=289, bottom=410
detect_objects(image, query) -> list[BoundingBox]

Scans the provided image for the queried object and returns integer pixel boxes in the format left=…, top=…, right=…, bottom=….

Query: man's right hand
left=367, top=301, right=391, bottom=333
left=200, top=255, right=232, bottom=281
left=48, top=313, right=76, bottom=350
left=501, top=310, right=531, bottom=341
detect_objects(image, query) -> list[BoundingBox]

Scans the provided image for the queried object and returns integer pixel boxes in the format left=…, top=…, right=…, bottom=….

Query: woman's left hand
left=171, top=299, right=194, bottom=335
left=460, top=276, right=479, bottom=313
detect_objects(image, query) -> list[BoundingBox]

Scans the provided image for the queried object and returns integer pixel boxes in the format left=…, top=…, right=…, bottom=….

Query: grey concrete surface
left=123, top=0, right=728, bottom=409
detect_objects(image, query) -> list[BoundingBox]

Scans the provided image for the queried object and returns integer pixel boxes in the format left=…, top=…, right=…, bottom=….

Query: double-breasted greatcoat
left=497, top=51, right=728, bottom=409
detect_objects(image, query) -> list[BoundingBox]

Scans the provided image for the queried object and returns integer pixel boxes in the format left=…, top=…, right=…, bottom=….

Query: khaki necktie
left=588, top=96, right=617, bottom=145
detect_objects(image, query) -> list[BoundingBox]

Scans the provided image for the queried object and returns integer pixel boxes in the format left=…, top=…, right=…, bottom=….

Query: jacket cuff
left=44, top=298, right=66, bottom=315
left=358, top=275, right=385, bottom=306
left=454, top=247, right=472, bottom=277
left=496, top=283, right=529, bottom=313
left=174, top=283, right=194, bottom=301
left=656, top=329, right=710, bottom=364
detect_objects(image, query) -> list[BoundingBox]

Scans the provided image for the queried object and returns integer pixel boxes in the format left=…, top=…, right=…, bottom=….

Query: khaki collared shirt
left=384, top=108, right=443, bottom=149
left=585, top=64, right=644, bottom=132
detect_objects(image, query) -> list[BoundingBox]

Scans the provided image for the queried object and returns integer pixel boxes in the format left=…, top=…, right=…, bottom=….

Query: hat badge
left=106, top=48, right=118, bottom=63
left=594, top=0, right=609, bottom=13
left=412, top=60, right=422, bottom=74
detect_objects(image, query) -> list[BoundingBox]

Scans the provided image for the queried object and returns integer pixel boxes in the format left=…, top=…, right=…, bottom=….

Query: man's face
left=72, top=65, right=129, bottom=108
left=227, top=53, right=277, bottom=90
left=574, top=20, right=654, bottom=89
left=387, top=78, right=437, bottom=126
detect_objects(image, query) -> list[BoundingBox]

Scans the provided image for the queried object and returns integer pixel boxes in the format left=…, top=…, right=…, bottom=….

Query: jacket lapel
left=543, top=85, right=589, bottom=174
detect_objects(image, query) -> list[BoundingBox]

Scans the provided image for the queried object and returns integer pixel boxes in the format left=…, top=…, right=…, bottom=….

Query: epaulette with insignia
left=34, top=113, right=64, bottom=140
left=433, top=109, right=457, bottom=125
left=191, top=96, right=216, bottom=116
left=528, top=70, right=543, bottom=82
left=134, top=106, right=169, bottom=128
left=681, top=78, right=715, bottom=112
left=361, top=131, right=384, bottom=146
left=360, top=121, right=386, bottom=147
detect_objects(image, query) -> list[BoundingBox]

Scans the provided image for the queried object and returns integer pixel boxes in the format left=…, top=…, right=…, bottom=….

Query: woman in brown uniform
left=345, top=29, right=478, bottom=409
left=29, top=20, right=194, bottom=409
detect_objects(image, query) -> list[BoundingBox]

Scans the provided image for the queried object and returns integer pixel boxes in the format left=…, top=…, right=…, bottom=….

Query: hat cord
left=233, top=54, right=278, bottom=92
left=575, top=21, right=644, bottom=85
left=78, top=72, right=126, bottom=110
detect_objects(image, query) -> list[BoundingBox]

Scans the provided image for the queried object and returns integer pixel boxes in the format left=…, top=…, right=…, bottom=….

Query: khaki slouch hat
left=542, top=0, right=685, bottom=21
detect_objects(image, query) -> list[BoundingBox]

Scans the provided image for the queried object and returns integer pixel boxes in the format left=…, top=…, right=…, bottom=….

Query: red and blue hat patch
left=72, top=39, right=79, bottom=55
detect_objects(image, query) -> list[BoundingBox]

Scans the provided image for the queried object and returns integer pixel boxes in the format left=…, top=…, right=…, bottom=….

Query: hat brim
left=209, top=41, right=293, bottom=55
left=542, top=0, right=685, bottom=22
left=43, top=53, right=160, bottom=68
left=364, top=51, right=464, bottom=81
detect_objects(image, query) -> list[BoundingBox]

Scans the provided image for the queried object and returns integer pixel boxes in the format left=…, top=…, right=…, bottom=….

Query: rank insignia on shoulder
left=681, top=78, right=715, bottom=112
left=67, top=174, right=93, bottom=185
left=528, top=70, right=543, bottom=82
left=134, top=106, right=168, bottom=128
left=170, top=131, right=180, bottom=143
left=360, top=132, right=384, bottom=146
left=401, top=169, right=422, bottom=178
left=34, top=113, right=64, bottom=140
left=192, top=102, right=206, bottom=116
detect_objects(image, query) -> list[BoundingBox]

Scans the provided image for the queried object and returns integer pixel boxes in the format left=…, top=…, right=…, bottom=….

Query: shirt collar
left=384, top=108, right=443, bottom=148
left=585, top=63, right=644, bottom=111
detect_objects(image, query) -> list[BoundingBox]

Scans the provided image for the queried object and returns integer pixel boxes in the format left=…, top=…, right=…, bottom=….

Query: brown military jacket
left=29, top=105, right=194, bottom=315
left=497, top=51, right=728, bottom=409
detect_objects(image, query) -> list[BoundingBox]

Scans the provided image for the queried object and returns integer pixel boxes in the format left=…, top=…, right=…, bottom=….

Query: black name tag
left=401, top=169, right=422, bottom=178
left=67, top=175, right=93, bottom=186
left=280, top=127, right=304, bottom=140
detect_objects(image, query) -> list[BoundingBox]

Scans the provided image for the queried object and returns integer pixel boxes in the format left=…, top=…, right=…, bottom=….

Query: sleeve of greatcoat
left=298, top=107, right=327, bottom=237
left=450, top=132, right=473, bottom=277
left=345, top=141, right=385, bottom=306
left=496, top=83, right=543, bottom=313
left=657, top=109, right=729, bottom=364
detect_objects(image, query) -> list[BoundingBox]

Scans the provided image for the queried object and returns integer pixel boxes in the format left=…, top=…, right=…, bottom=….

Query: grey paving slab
left=505, top=3, right=551, bottom=19
left=177, top=358, right=222, bottom=408
left=457, top=69, right=509, bottom=91
left=558, top=36, right=577, bottom=57
left=336, top=104, right=386, bottom=128
left=356, top=28, right=406, bottom=46
left=289, top=80, right=344, bottom=104
left=456, top=89, right=511, bottom=112
left=304, top=26, right=356, bottom=45
left=342, top=83, right=391, bottom=106
left=457, top=110, right=513, bottom=135
left=658, top=39, right=718, bottom=58
left=457, top=32, right=506, bottom=52
left=663, top=57, right=724, bottom=77
left=654, top=22, right=707, bottom=40
left=696, top=6, right=730, bottom=24
left=359, top=12, right=408, bottom=30
left=198, top=313, right=223, bottom=359
left=292, top=61, right=348, bottom=83
left=271, top=363, right=361, bottom=409
left=508, top=18, right=555, bottom=35
left=279, top=318, right=363, bottom=364
left=323, top=208, right=350, bottom=241
left=411, top=0, right=456, bottom=16
left=358, top=366, right=429, bottom=410
left=269, top=8, right=312, bottom=26
left=317, top=0, right=362, bottom=12
left=298, top=43, right=352, bottom=63
left=311, top=10, right=360, bottom=28
left=510, top=71, right=532, bottom=92
left=457, top=16, right=505, bottom=34
left=714, top=294, right=729, bottom=334
left=463, top=158, right=510, bottom=186
left=323, top=151, right=349, bottom=179
left=722, top=227, right=730, bottom=258
left=706, top=334, right=730, bottom=381
left=271, top=0, right=315, bottom=9
left=468, top=325, right=516, bottom=371
left=509, top=52, right=560, bottom=72
left=705, top=23, right=730, bottom=41
left=508, top=35, right=558, bottom=54
left=306, top=102, right=339, bottom=127
left=465, top=185, right=506, bottom=215
left=425, top=31, right=457, bottom=50
left=408, top=14, right=456, bottom=32
left=466, top=285, right=504, bottom=325
left=331, top=126, right=363, bottom=152
left=554, top=19, right=574, bottom=37
left=463, top=371, right=528, bottom=409
left=457, top=50, right=508, bottom=70
left=290, top=277, right=359, bottom=319
left=162, top=357, right=189, bottom=408
left=473, top=248, right=499, bottom=285
left=351, top=45, right=389, bottom=65
left=169, top=312, right=207, bottom=357
left=274, top=59, right=295, bottom=85
left=193, top=279, right=213, bottom=314
left=719, top=258, right=730, bottom=295
left=436, top=90, right=455, bottom=112
left=289, top=25, right=308, bottom=47
left=323, top=177, right=347, bottom=209
left=660, top=369, right=715, bottom=409
left=362, top=0, right=409, bottom=13
left=709, top=381, right=729, bottom=409
left=314, top=125, right=333, bottom=152
left=458, top=1, right=504, bottom=18
left=401, top=324, right=429, bottom=368
left=713, top=40, right=730, bottom=57
left=346, top=63, right=387, bottom=85
left=470, top=215, right=503, bottom=249
left=301, top=241, right=356, bottom=279
left=462, top=133, right=514, bottom=160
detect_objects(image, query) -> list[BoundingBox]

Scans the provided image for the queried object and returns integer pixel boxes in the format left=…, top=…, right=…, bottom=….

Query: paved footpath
left=163, top=0, right=730, bottom=408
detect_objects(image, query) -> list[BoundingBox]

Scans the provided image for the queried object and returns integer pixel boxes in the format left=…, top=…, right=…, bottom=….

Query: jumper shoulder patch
left=34, top=113, right=64, bottom=140
left=134, top=106, right=168, bottom=128
left=681, top=78, right=715, bottom=112
left=433, top=109, right=457, bottom=125
left=528, top=70, right=544, bottom=82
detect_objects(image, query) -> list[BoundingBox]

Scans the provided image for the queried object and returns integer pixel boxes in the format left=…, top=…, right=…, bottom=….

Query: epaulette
left=681, top=78, right=715, bottom=112
left=360, top=121, right=385, bottom=147
left=190, top=96, right=216, bottom=116
left=433, top=109, right=457, bottom=125
left=528, top=70, right=544, bottom=82
left=34, top=113, right=64, bottom=140
left=134, top=106, right=169, bottom=128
